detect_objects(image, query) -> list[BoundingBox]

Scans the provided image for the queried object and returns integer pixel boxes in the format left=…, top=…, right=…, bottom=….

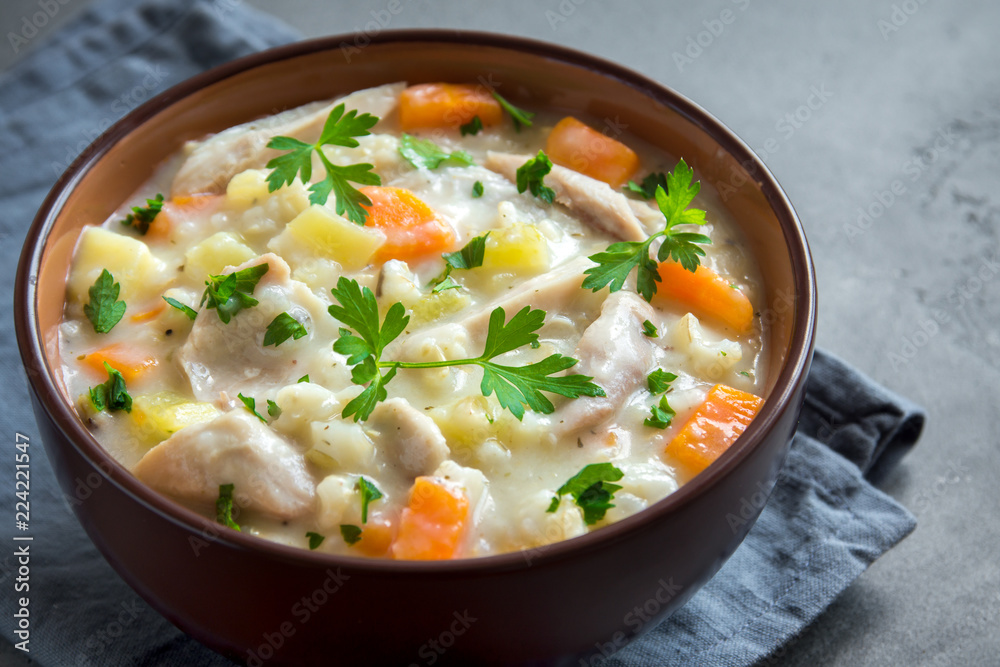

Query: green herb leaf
left=238, top=393, right=267, bottom=423
left=298, top=374, right=310, bottom=383
left=443, top=232, right=489, bottom=272
left=546, top=463, right=624, bottom=525
left=356, top=477, right=383, bottom=524
left=163, top=296, right=197, bottom=320
left=583, top=159, right=711, bottom=301
left=399, top=133, right=475, bottom=170
left=88, top=362, right=132, bottom=413
left=491, top=91, right=535, bottom=131
left=120, top=193, right=164, bottom=235
left=265, top=103, right=381, bottom=225
left=200, top=263, right=269, bottom=324
left=515, top=150, right=556, bottom=204
left=431, top=276, right=462, bottom=293
left=460, top=116, right=484, bottom=136
left=647, top=369, right=678, bottom=395
left=644, top=394, right=676, bottom=429
left=84, top=269, right=127, bottom=334
left=642, top=320, right=658, bottom=338
left=340, top=525, right=362, bottom=545
left=625, top=172, right=667, bottom=200
left=263, top=312, right=308, bottom=347
left=739, top=370, right=751, bottom=378
left=471, top=180, right=484, bottom=198
left=305, top=531, right=325, bottom=549
left=216, top=483, right=241, bottom=531
left=266, top=399, right=282, bottom=419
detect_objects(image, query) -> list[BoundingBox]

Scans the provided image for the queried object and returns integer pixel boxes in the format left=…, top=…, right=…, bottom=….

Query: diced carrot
left=81, top=344, right=158, bottom=383
left=355, top=519, right=395, bottom=558
left=665, top=384, right=764, bottom=480
left=360, top=186, right=456, bottom=263
left=545, top=116, right=640, bottom=189
left=145, top=195, right=222, bottom=242
left=399, top=83, right=504, bottom=131
left=130, top=299, right=166, bottom=323
left=390, top=477, right=469, bottom=560
left=654, top=261, right=755, bottom=333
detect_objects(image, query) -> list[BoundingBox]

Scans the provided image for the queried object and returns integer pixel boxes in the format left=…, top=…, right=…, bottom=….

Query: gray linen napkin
left=0, top=2, right=924, bottom=665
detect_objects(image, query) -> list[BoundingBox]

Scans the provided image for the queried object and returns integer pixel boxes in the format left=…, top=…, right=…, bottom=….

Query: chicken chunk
left=176, top=253, right=337, bottom=403
left=171, top=82, right=405, bottom=197
left=368, top=398, right=449, bottom=479
left=484, top=151, right=647, bottom=242
left=133, top=410, right=315, bottom=520
left=554, top=291, right=660, bottom=434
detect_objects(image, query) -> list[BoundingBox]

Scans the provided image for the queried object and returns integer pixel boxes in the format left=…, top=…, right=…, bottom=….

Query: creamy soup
left=59, top=82, right=767, bottom=559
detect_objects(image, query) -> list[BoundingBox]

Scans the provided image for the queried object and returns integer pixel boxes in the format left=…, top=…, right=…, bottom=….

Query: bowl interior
left=24, top=32, right=813, bottom=564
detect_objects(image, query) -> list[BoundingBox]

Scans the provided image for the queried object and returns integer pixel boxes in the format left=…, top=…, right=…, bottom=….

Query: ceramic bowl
left=15, top=30, right=815, bottom=666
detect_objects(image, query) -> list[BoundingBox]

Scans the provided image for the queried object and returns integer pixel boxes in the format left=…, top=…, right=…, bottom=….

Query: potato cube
left=481, top=223, right=550, bottom=273
left=67, top=227, right=168, bottom=306
left=225, top=169, right=271, bottom=208
left=130, top=391, right=220, bottom=444
left=183, top=232, right=256, bottom=283
left=285, top=205, right=385, bottom=271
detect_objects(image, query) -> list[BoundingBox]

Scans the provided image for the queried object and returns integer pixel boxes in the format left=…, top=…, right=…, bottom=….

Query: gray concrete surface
left=2, top=0, right=999, bottom=665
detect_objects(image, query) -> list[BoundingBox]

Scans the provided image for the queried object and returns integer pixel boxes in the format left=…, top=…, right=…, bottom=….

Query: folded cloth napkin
left=0, top=2, right=925, bottom=665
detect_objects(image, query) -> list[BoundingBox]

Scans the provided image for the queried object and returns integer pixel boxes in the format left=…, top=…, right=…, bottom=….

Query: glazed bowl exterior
left=15, top=31, right=815, bottom=666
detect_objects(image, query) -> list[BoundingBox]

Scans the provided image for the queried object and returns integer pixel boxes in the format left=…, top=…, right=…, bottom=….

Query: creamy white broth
left=59, top=82, right=767, bottom=558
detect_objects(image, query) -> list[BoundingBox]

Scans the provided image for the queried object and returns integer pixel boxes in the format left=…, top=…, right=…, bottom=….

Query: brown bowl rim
left=14, top=29, right=816, bottom=574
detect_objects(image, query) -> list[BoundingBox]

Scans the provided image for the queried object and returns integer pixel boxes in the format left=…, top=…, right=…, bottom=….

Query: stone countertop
left=2, top=0, right=998, bottom=665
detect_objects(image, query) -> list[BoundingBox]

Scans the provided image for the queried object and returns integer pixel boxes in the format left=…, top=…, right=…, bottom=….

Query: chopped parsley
left=472, top=180, right=484, bottom=198
left=237, top=393, right=267, bottom=423
left=460, top=116, right=484, bottom=136
left=329, top=277, right=605, bottom=422
left=163, top=296, right=197, bottom=320
left=305, top=531, right=325, bottom=549
left=582, top=159, right=712, bottom=302
left=298, top=374, right=310, bottom=383
left=200, top=263, right=269, bottom=324
left=644, top=369, right=678, bottom=429
left=357, top=477, right=383, bottom=524
left=340, top=524, right=362, bottom=545
left=642, top=320, right=658, bottom=338
left=398, top=133, right=474, bottom=170
left=263, top=312, right=308, bottom=347
left=515, top=151, right=556, bottom=204
left=431, top=276, right=462, bottom=293
left=625, top=172, right=667, bottom=200
left=120, top=193, right=164, bottom=235
left=546, top=463, right=624, bottom=525
left=88, top=362, right=132, bottom=413
left=266, top=399, right=282, bottom=419
left=739, top=370, right=751, bottom=378
left=265, top=103, right=381, bottom=225
left=430, top=231, right=490, bottom=290
left=84, top=269, right=126, bottom=334
left=215, top=484, right=240, bottom=531
left=491, top=91, right=534, bottom=131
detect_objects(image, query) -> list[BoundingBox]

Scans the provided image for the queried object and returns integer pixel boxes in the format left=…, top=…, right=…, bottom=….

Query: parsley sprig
left=547, top=463, right=624, bottom=525
left=491, top=91, right=534, bottom=131
left=263, top=312, right=308, bottom=347
left=582, top=159, right=711, bottom=302
left=399, top=133, right=474, bottom=170
left=200, top=263, right=269, bottom=324
left=328, top=277, right=605, bottom=422
left=516, top=151, right=556, bottom=204
left=644, top=369, right=678, bottom=429
left=88, top=362, right=132, bottom=413
left=120, top=193, right=164, bottom=235
left=84, top=269, right=126, bottom=334
left=265, top=103, right=381, bottom=225
left=357, top=477, right=383, bottom=523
